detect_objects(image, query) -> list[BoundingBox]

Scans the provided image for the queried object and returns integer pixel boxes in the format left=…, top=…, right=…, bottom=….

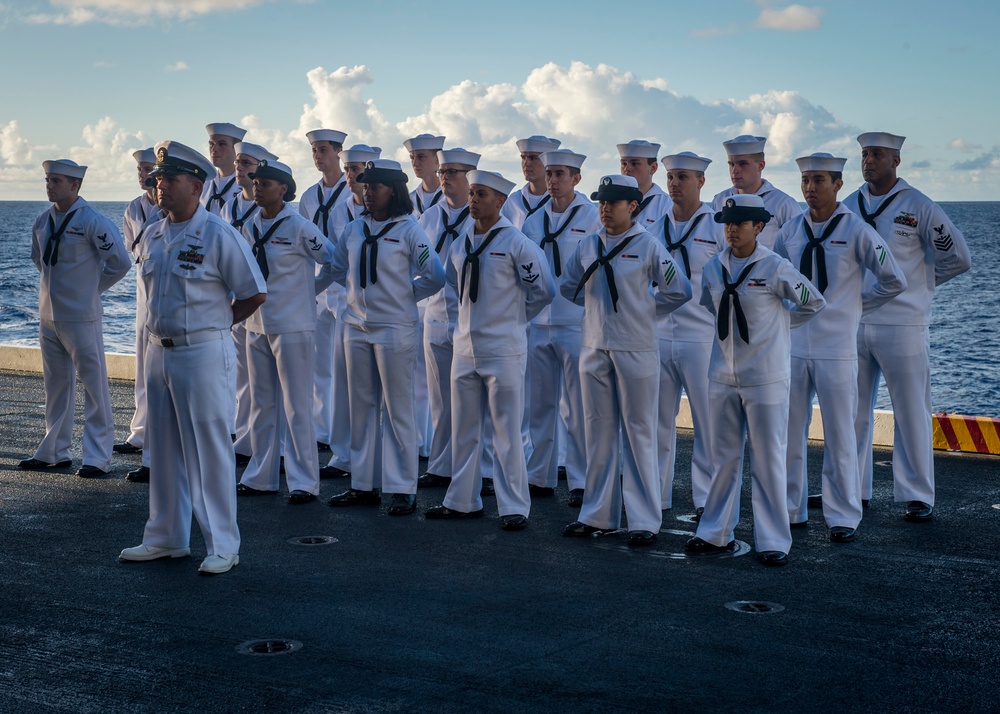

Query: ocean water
left=0, top=200, right=996, bottom=417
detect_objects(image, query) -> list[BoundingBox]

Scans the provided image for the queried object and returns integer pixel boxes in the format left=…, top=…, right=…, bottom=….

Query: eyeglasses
left=234, top=159, right=258, bottom=168
left=436, top=168, right=469, bottom=177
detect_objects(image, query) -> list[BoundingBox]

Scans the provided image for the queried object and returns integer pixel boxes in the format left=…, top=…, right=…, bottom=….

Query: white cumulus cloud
left=164, top=61, right=190, bottom=72
left=0, top=120, right=33, bottom=165
left=21, top=0, right=275, bottom=25
left=948, top=138, right=982, bottom=152
left=753, top=4, right=823, bottom=31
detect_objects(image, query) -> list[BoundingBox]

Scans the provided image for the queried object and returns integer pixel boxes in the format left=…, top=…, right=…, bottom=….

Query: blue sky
left=0, top=0, right=996, bottom=201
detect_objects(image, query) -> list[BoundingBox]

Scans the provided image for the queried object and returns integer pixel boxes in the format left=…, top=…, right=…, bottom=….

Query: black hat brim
left=591, top=186, right=643, bottom=203
left=714, top=207, right=772, bottom=225
left=358, top=168, right=409, bottom=185
left=250, top=166, right=297, bottom=202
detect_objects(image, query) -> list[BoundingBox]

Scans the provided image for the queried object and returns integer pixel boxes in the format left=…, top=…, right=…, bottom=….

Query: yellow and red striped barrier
left=933, top=413, right=1000, bottom=455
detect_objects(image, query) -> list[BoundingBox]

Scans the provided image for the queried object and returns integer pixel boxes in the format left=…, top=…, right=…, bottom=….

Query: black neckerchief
left=459, top=227, right=503, bottom=303
left=663, top=212, right=706, bottom=279
left=539, top=205, right=581, bottom=277
left=208, top=176, right=236, bottom=212
left=522, top=192, right=551, bottom=219
left=312, top=181, right=347, bottom=237
left=436, top=205, right=470, bottom=253
left=857, top=190, right=901, bottom=229
left=416, top=189, right=442, bottom=214
left=718, top=259, right=758, bottom=343
left=250, top=216, right=289, bottom=281
left=230, top=197, right=259, bottom=231
left=631, top=193, right=654, bottom=219
left=360, top=220, right=398, bottom=288
left=799, top=213, right=845, bottom=294
left=42, top=209, right=79, bottom=266
left=572, top=230, right=640, bottom=313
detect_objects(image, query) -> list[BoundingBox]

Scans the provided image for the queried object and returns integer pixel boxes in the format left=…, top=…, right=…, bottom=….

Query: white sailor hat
left=541, top=149, right=586, bottom=169
left=307, top=128, right=348, bottom=145
left=516, top=135, right=562, bottom=154
left=234, top=142, right=278, bottom=163
left=714, top=193, right=772, bottom=224
left=591, top=174, right=642, bottom=202
left=403, top=134, right=446, bottom=152
left=468, top=170, right=516, bottom=196
left=249, top=159, right=296, bottom=201
left=131, top=148, right=156, bottom=165
left=42, top=159, right=87, bottom=179
left=341, top=144, right=383, bottom=164
left=617, top=140, right=660, bottom=159
left=795, top=152, right=847, bottom=173
left=723, top=135, right=767, bottom=156
left=857, top=132, right=906, bottom=151
left=661, top=151, right=712, bottom=172
left=205, top=122, right=247, bottom=141
left=358, top=159, right=409, bottom=184
left=147, top=141, right=215, bottom=185
left=437, top=147, right=481, bottom=167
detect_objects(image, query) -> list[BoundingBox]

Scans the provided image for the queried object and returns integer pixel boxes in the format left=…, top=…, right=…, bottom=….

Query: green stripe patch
left=799, top=284, right=810, bottom=304
left=876, top=244, right=887, bottom=265
left=418, top=247, right=430, bottom=267
left=663, top=263, right=676, bottom=285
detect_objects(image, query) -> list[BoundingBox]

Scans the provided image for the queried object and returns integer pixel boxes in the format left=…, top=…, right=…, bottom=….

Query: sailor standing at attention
left=711, top=135, right=801, bottom=250
left=227, top=141, right=279, bottom=466
left=201, top=122, right=246, bottom=217
left=405, top=133, right=445, bottom=216
left=845, top=132, right=970, bottom=523
left=685, top=194, right=825, bottom=566
left=335, top=144, right=382, bottom=224
left=775, top=152, right=906, bottom=542
left=521, top=149, right=599, bottom=506
left=19, top=159, right=132, bottom=478
left=647, top=151, right=725, bottom=518
left=560, top=175, right=691, bottom=546
left=618, top=140, right=672, bottom=230
left=501, top=135, right=562, bottom=229
left=120, top=141, right=266, bottom=575
left=425, top=170, right=555, bottom=529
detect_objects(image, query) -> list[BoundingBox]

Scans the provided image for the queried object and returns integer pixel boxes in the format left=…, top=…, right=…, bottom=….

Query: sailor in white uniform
left=711, top=135, right=801, bottom=250
left=685, top=194, right=826, bottom=566
left=201, top=122, right=246, bottom=217
left=561, top=175, right=691, bottom=546
left=417, top=147, right=481, bottom=487
left=120, top=141, right=266, bottom=575
left=298, top=128, right=353, bottom=474
left=521, top=149, right=599, bottom=505
left=501, top=135, right=562, bottom=229
left=227, top=141, right=279, bottom=464
left=236, top=160, right=335, bottom=505
left=426, top=170, right=555, bottom=529
left=647, top=152, right=726, bottom=516
left=19, top=159, right=131, bottom=478
left=775, top=153, right=906, bottom=541
left=405, top=133, right=445, bottom=216
left=335, top=144, right=382, bottom=225
left=326, top=160, right=445, bottom=515
left=845, top=132, right=970, bottom=522
left=618, top=140, right=672, bottom=230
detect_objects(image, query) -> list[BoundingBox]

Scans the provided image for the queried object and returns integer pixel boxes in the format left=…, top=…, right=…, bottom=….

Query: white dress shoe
left=198, top=553, right=239, bottom=575
left=119, top=544, right=191, bottom=561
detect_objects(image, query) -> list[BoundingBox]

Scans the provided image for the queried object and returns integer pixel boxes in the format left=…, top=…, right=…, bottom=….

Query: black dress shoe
left=627, top=530, right=657, bottom=547
left=756, top=550, right=789, bottom=567
left=480, top=478, right=495, bottom=497
left=288, top=490, right=316, bottom=505
left=236, top=483, right=277, bottom=495
left=807, top=493, right=823, bottom=509
left=387, top=493, right=417, bottom=515
left=317, top=441, right=331, bottom=452
left=126, top=466, right=150, bottom=483
left=790, top=520, right=808, bottom=529
left=234, top=453, right=252, bottom=467
left=425, top=505, right=484, bottom=519
left=862, top=499, right=870, bottom=509
left=685, top=536, right=736, bottom=554
left=319, top=465, right=350, bottom=479
left=18, top=458, right=72, bottom=471
left=499, top=514, right=529, bottom=531
left=693, top=507, right=705, bottom=523
left=328, top=488, right=381, bottom=507
left=77, top=465, right=109, bottom=478
left=568, top=488, right=584, bottom=507
left=903, top=500, right=933, bottom=522
left=557, top=465, right=567, bottom=481
left=528, top=484, right=555, bottom=497
left=562, top=521, right=611, bottom=537
left=113, top=442, right=142, bottom=454
left=417, top=472, right=451, bottom=487
left=829, top=526, right=856, bottom=543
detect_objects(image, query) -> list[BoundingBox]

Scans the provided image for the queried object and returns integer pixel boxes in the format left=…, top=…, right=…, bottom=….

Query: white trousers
left=127, top=281, right=147, bottom=449
left=242, top=330, right=319, bottom=495
left=35, top=319, right=114, bottom=470
left=577, top=348, right=661, bottom=533
left=856, top=323, right=934, bottom=505
left=786, top=357, right=862, bottom=528
left=696, top=379, right=792, bottom=554
left=526, top=323, right=586, bottom=490
left=444, top=353, right=529, bottom=516
left=313, top=306, right=336, bottom=444
left=414, top=307, right=432, bottom=458
left=324, top=315, right=352, bottom=472
left=231, top=321, right=252, bottom=457
left=657, top=338, right=714, bottom=510
left=143, top=333, right=240, bottom=555
left=423, top=322, right=454, bottom=477
left=345, top=322, right=419, bottom=494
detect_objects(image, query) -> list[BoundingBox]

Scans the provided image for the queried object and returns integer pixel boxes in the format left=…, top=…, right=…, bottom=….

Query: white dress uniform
left=329, top=214, right=445, bottom=494
left=521, top=191, right=600, bottom=491
left=442, top=216, right=555, bottom=516
left=711, top=180, right=801, bottom=250
left=695, top=243, right=826, bottom=554
left=561, top=217, right=692, bottom=533
left=647, top=202, right=726, bottom=510
left=775, top=201, right=906, bottom=527
left=31, top=195, right=131, bottom=470
left=501, top=183, right=552, bottom=229
left=844, top=177, right=970, bottom=506
left=632, top=183, right=673, bottom=231
left=299, top=175, right=352, bottom=466
left=239, top=204, right=335, bottom=496
left=410, top=184, right=443, bottom=216
left=201, top=172, right=241, bottom=217
left=137, top=204, right=266, bottom=556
